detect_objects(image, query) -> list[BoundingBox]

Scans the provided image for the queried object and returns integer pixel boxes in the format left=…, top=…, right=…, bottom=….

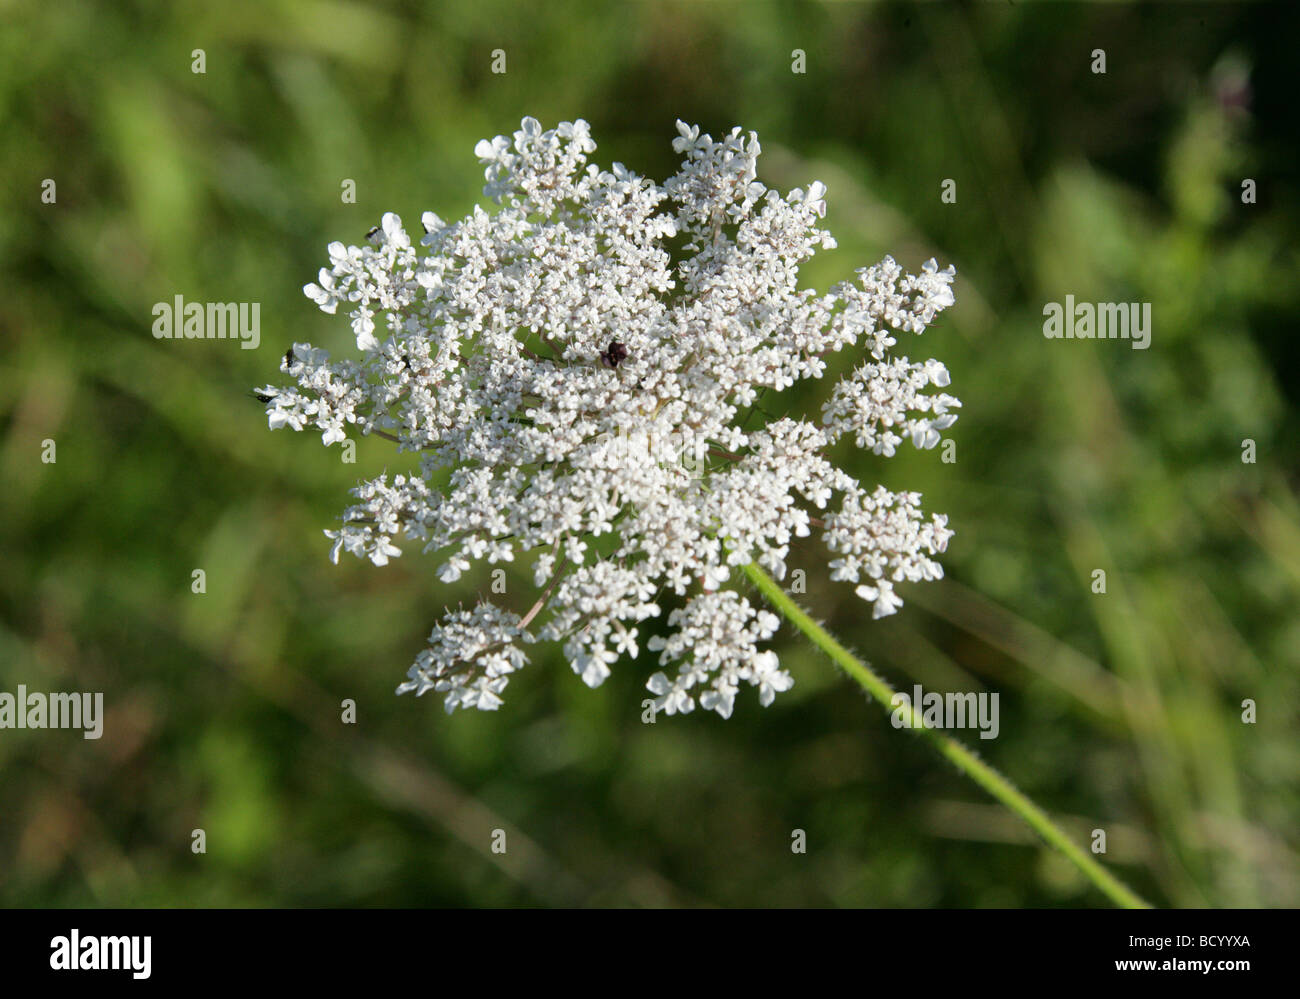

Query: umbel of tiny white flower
left=257, top=117, right=959, bottom=718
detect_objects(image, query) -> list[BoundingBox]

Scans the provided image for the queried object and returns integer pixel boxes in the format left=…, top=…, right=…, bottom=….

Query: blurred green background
left=2, top=0, right=1297, bottom=908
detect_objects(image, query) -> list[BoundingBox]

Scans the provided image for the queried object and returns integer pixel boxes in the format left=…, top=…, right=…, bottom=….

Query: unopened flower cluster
left=259, top=117, right=959, bottom=718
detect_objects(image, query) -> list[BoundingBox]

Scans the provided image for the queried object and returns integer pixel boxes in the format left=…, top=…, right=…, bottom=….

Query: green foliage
left=1, top=0, right=1296, bottom=907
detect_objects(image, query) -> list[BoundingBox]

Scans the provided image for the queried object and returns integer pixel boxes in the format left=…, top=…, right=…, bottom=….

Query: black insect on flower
left=599, top=341, right=629, bottom=368
left=250, top=389, right=276, bottom=404
left=283, top=347, right=295, bottom=369
left=366, top=225, right=381, bottom=242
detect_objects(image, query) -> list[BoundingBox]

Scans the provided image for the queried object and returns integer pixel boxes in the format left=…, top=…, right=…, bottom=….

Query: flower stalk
left=742, top=561, right=1151, bottom=910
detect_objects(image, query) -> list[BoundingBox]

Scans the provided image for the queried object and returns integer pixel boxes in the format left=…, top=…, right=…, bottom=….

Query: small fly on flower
left=599, top=341, right=629, bottom=368
left=366, top=225, right=381, bottom=243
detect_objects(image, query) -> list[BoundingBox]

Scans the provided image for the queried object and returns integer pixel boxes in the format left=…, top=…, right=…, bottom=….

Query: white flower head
left=262, top=118, right=958, bottom=717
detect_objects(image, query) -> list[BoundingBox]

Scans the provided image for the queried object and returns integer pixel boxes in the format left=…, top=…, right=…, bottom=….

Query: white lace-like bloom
left=258, top=117, right=959, bottom=717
